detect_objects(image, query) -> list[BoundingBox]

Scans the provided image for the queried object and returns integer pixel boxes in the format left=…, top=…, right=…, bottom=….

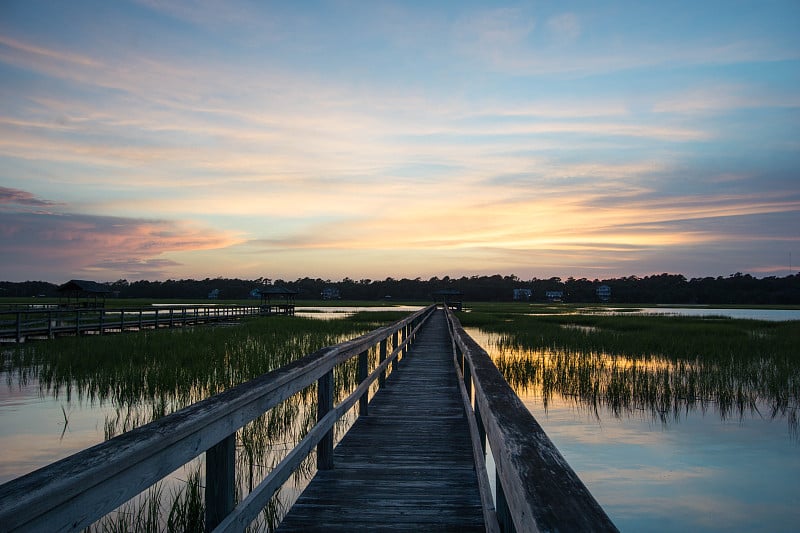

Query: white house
left=513, top=288, right=532, bottom=301
left=545, top=290, right=564, bottom=302
left=596, top=285, right=611, bottom=302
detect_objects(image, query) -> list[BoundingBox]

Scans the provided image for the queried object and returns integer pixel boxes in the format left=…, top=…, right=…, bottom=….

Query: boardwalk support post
left=206, top=434, right=236, bottom=531
left=317, top=369, right=334, bottom=470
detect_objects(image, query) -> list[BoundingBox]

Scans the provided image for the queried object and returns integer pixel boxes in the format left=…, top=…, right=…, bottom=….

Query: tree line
left=1, top=273, right=799, bottom=305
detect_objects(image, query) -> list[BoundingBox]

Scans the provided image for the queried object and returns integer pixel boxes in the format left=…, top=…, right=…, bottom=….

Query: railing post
left=99, top=309, right=104, bottom=335
left=317, top=369, right=334, bottom=470
left=205, top=434, right=236, bottom=531
left=75, top=310, right=81, bottom=336
left=475, top=402, right=487, bottom=453
left=464, top=355, right=472, bottom=402
left=154, top=309, right=159, bottom=329
left=496, top=470, right=515, bottom=533
left=138, top=309, right=143, bottom=330
left=379, top=338, right=387, bottom=388
left=16, top=311, right=21, bottom=343
left=391, top=330, right=399, bottom=371
left=120, top=309, right=125, bottom=332
left=358, top=349, right=369, bottom=416
left=48, top=310, right=53, bottom=338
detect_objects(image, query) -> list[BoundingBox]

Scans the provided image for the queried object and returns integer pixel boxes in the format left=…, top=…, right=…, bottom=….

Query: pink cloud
left=0, top=211, right=241, bottom=281
left=0, top=186, right=58, bottom=207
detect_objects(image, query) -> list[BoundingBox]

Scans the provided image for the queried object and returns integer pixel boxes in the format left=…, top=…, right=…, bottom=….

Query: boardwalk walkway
left=278, top=309, right=485, bottom=531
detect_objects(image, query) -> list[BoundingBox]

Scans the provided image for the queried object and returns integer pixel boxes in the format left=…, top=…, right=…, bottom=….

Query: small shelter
left=257, top=286, right=298, bottom=315
left=432, top=289, right=463, bottom=311
left=57, top=279, right=112, bottom=308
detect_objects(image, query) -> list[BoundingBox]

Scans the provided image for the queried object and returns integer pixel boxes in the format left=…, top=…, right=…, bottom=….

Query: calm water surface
left=602, top=307, right=800, bottom=321
left=3, top=307, right=797, bottom=531
left=468, top=328, right=800, bottom=533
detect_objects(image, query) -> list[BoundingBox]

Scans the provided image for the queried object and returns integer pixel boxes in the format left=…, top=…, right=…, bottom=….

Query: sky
left=1, top=1, right=798, bottom=283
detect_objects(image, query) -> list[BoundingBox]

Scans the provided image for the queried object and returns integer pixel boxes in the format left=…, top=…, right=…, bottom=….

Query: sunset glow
left=1, top=1, right=798, bottom=282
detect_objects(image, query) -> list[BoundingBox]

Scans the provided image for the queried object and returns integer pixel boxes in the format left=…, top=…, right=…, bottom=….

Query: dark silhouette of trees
left=2, top=273, right=798, bottom=304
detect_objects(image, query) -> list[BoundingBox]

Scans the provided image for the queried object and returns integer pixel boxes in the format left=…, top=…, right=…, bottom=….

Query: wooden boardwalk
left=278, top=309, right=485, bottom=531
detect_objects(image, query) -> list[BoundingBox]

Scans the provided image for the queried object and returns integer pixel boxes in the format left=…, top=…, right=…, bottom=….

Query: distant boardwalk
left=0, top=304, right=274, bottom=343
left=278, top=310, right=484, bottom=531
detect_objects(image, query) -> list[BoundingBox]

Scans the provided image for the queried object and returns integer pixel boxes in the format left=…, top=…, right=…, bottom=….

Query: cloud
left=0, top=209, right=242, bottom=281
left=0, top=186, right=59, bottom=208
left=652, top=84, right=800, bottom=114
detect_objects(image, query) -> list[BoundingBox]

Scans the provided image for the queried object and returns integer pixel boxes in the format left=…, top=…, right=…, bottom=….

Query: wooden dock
left=0, top=304, right=275, bottom=343
left=0, top=305, right=617, bottom=532
left=278, top=310, right=484, bottom=531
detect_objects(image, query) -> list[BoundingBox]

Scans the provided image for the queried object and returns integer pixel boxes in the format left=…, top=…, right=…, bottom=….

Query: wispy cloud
left=0, top=186, right=59, bottom=208
left=0, top=189, right=242, bottom=280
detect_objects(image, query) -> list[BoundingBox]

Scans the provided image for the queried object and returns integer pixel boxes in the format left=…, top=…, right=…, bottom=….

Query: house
left=545, top=290, right=564, bottom=303
left=596, top=284, right=611, bottom=302
left=208, top=289, right=220, bottom=299
left=321, top=287, right=341, bottom=300
left=513, top=288, right=532, bottom=301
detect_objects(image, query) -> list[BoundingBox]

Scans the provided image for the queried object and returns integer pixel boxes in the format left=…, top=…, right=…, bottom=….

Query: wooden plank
left=278, top=310, right=485, bottom=532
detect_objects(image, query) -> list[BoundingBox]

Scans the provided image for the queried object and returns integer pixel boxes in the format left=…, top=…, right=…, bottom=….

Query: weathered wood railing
left=444, top=306, right=618, bottom=533
left=0, top=304, right=269, bottom=342
left=0, top=305, right=435, bottom=532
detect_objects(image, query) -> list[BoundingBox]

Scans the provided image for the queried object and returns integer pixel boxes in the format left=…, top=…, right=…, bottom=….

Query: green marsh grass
left=460, top=304, right=800, bottom=437
left=4, top=310, right=407, bottom=531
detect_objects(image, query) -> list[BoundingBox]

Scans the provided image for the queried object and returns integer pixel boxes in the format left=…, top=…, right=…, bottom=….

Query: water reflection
left=468, top=328, right=800, bottom=532
left=0, top=316, right=394, bottom=530
left=490, top=340, right=797, bottom=438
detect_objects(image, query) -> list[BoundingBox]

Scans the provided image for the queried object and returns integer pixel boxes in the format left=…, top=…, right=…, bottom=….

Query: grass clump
left=459, top=304, right=800, bottom=436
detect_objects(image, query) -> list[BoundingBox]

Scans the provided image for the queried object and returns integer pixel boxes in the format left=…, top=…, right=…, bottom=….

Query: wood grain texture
left=278, top=310, right=485, bottom=532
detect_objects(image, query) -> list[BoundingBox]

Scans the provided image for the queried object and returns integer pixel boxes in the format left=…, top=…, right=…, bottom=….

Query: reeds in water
left=462, top=306, right=800, bottom=437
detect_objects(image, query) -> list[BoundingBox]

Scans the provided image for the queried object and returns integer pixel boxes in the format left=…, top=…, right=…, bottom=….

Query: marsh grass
left=461, top=305, right=800, bottom=438
left=3, top=310, right=405, bottom=532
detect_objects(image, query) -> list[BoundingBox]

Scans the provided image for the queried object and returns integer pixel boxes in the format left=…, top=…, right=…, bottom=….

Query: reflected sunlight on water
left=467, top=328, right=800, bottom=532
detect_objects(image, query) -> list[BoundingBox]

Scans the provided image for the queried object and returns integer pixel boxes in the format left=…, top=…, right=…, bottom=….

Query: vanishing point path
left=278, top=309, right=485, bottom=531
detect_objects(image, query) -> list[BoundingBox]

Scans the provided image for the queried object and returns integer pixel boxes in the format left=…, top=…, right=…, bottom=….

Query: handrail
left=0, top=304, right=274, bottom=342
left=0, top=305, right=435, bottom=532
left=444, top=307, right=618, bottom=533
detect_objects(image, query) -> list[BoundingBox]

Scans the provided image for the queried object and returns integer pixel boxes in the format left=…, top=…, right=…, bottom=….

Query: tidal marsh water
left=0, top=311, right=407, bottom=530
left=464, top=306, right=800, bottom=532
left=2, top=305, right=798, bottom=531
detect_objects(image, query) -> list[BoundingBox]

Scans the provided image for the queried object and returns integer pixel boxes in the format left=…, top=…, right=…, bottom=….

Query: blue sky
left=1, top=1, right=798, bottom=282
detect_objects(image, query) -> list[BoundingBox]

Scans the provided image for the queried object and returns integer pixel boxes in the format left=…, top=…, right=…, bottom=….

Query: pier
left=0, top=306, right=616, bottom=532
left=0, top=303, right=293, bottom=343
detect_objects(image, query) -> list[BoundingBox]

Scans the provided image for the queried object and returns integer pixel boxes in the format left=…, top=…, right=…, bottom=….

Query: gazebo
left=432, top=289, right=463, bottom=311
left=57, top=279, right=112, bottom=308
left=257, top=286, right=298, bottom=315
